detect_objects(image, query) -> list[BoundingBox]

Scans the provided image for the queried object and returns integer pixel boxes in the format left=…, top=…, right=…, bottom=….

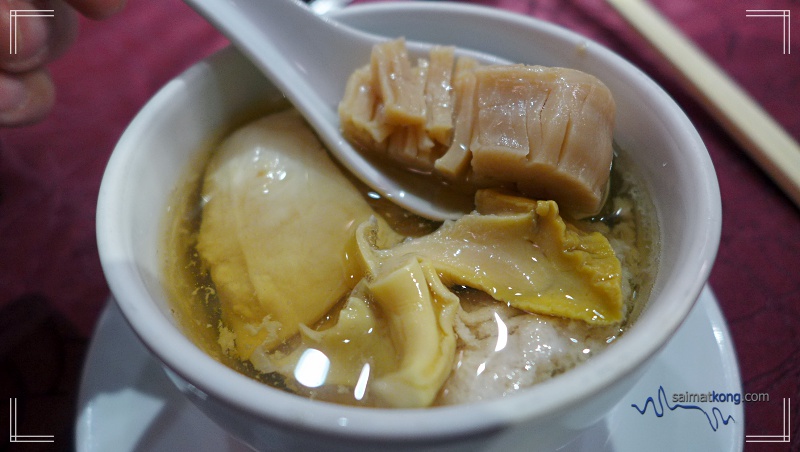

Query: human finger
left=0, top=69, right=54, bottom=126
left=0, top=0, right=79, bottom=73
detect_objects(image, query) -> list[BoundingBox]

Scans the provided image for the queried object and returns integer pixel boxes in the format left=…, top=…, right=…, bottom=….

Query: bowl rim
left=97, top=1, right=722, bottom=442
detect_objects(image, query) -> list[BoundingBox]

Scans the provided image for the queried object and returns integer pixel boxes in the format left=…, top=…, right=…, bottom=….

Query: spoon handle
left=182, top=0, right=493, bottom=220
left=189, top=0, right=373, bottom=109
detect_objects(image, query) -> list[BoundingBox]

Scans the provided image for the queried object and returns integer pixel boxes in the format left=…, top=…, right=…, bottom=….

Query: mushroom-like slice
left=197, top=110, right=374, bottom=360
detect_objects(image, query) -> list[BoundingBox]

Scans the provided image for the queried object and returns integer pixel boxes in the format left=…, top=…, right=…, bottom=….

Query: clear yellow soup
left=162, top=105, right=658, bottom=408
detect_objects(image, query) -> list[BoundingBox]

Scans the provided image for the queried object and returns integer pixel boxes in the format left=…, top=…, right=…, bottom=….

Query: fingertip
left=0, top=70, right=55, bottom=127
left=0, top=0, right=50, bottom=72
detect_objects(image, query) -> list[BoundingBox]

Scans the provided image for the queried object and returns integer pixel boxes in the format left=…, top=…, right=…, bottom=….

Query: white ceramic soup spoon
left=183, top=0, right=509, bottom=220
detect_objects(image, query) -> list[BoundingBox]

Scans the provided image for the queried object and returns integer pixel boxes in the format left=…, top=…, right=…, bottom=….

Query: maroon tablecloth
left=0, top=0, right=797, bottom=450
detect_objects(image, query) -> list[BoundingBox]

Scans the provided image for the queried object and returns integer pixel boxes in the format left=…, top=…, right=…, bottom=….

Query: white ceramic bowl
left=96, top=3, right=721, bottom=451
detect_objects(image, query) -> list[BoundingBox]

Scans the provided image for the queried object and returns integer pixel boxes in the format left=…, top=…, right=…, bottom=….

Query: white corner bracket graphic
left=745, top=398, right=792, bottom=443
left=8, top=9, right=55, bottom=55
left=746, top=9, right=791, bottom=55
left=8, top=398, right=55, bottom=443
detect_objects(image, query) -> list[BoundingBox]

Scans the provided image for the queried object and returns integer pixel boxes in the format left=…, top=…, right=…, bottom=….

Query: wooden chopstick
left=606, top=0, right=800, bottom=208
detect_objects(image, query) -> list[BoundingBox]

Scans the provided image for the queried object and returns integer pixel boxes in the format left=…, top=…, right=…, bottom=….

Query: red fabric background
left=0, top=0, right=797, bottom=450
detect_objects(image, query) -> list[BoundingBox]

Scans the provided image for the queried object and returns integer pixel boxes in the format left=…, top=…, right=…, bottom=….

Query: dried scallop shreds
left=438, top=293, right=617, bottom=405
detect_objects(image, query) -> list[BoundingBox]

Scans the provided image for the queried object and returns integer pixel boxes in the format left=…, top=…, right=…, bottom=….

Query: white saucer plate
left=75, top=286, right=743, bottom=451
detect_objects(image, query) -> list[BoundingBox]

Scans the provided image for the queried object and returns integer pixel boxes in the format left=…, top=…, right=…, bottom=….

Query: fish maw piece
left=469, top=65, right=536, bottom=174
left=359, top=199, right=623, bottom=325
left=424, top=46, right=455, bottom=145
left=474, top=188, right=538, bottom=215
left=248, top=285, right=397, bottom=399
left=467, top=66, right=614, bottom=218
left=197, top=110, right=374, bottom=361
left=386, top=123, right=436, bottom=172
left=526, top=67, right=567, bottom=173
left=434, top=69, right=477, bottom=180
left=453, top=56, right=480, bottom=81
left=371, top=38, right=426, bottom=126
left=339, top=65, right=393, bottom=151
left=355, top=216, right=405, bottom=278
left=368, top=259, right=459, bottom=408
left=531, top=69, right=615, bottom=215
left=294, top=293, right=396, bottom=389
left=527, top=201, right=622, bottom=321
left=517, top=68, right=615, bottom=218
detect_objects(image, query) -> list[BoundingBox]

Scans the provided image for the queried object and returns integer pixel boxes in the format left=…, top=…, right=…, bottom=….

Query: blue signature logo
left=632, top=386, right=735, bottom=431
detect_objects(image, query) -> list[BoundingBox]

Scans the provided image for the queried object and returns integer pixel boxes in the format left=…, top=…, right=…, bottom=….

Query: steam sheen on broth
left=161, top=41, right=659, bottom=408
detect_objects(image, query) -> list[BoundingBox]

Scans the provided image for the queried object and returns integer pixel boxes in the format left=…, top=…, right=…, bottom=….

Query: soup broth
left=161, top=105, right=658, bottom=408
